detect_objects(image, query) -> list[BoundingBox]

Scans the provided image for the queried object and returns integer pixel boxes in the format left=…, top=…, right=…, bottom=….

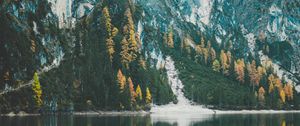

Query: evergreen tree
left=32, top=72, right=42, bottom=107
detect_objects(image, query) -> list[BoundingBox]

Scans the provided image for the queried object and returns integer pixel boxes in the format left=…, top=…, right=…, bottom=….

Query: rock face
left=0, top=0, right=299, bottom=112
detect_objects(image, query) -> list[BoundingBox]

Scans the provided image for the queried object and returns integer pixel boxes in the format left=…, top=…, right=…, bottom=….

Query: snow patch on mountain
left=185, top=0, right=212, bottom=25
left=240, top=25, right=256, bottom=55
left=148, top=50, right=165, bottom=70
left=76, top=2, right=94, bottom=18
left=215, top=36, right=222, bottom=44
left=48, top=0, right=73, bottom=28
left=33, top=21, right=39, bottom=35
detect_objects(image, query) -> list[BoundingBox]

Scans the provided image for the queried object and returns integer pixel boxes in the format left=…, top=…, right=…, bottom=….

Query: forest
left=0, top=0, right=299, bottom=114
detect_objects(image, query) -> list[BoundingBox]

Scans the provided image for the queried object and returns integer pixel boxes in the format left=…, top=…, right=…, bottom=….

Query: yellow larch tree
left=275, top=78, right=283, bottom=90
left=280, top=89, right=286, bottom=103
left=202, top=48, right=209, bottom=64
left=220, top=50, right=229, bottom=75
left=234, top=59, right=245, bottom=83
left=139, top=57, right=147, bottom=70
left=226, top=51, right=232, bottom=67
left=200, top=37, right=205, bottom=48
left=117, top=69, right=126, bottom=92
left=32, top=72, right=42, bottom=107
left=136, top=84, right=142, bottom=101
left=128, top=77, right=136, bottom=105
left=210, top=48, right=216, bottom=63
left=121, top=8, right=138, bottom=68
left=284, top=81, right=293, bottom=101
left=212, top=59, right=221, bottom=72
left=258, top=87, right=266, bottom=106
left=268, top=74, right=275, bottom=93
left=167, top=27, right=174, bottom=48
left=145, top=87, right=152, bottom=105
left=120, top=38, right=131, bottom=68
left=247, top=60, right=260, bottom=91
left=102, top=7, right=118, bottom=62
left=182, top=37, right=191, bottom=54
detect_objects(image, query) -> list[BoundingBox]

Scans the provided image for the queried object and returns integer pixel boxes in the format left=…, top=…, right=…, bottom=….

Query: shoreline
left=2, top=109, right=300, bottom=117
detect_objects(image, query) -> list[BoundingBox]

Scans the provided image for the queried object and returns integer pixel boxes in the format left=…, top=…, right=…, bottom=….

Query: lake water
left=1, top=113, right=300, bottom=126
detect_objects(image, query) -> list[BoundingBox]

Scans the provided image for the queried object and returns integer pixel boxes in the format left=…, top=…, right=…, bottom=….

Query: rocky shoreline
left=3, top=110, right=300, bottom=117
left=0, top=111, right=150, bottom=117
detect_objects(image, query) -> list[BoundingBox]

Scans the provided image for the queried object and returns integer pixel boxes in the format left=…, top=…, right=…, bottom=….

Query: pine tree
left=136, top=85, right=143, bottom=101
left=212, top=59, right=221, bottom=72
left=32, top=72, right=42, bottom=107
left=117, top=69, right=126, bottom=92
left=145, top=87, right=152, bottom=105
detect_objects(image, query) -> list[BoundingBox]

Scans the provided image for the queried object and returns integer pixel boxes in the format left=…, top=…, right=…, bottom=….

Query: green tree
left=212, top=59, right=221, bottom=72
left=32, top=72, right=42, bottom=107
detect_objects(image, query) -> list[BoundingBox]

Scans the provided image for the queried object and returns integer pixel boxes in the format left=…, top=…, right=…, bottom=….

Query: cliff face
left=0, top=0, right=299, bottom=112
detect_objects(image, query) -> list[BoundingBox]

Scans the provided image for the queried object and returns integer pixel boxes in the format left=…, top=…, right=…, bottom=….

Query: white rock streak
left=151, top=56, right=213, bottom=114
left=48, top=0, right=73, bottom=28
left=186, top=0, right=212, bottom=25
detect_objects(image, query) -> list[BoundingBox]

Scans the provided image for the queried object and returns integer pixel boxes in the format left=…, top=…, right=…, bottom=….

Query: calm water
left=0, top=113, right=299, bottom=126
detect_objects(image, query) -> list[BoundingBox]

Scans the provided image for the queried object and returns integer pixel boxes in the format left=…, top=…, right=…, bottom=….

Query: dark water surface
left=0, top=113, right=299, bottom=126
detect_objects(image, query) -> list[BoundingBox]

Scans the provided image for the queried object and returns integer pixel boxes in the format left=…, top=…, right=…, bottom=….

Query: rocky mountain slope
left=0, top=0, right=299, bottom=113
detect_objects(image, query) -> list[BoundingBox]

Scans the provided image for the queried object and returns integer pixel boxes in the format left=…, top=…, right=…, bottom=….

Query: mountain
left=0, top=0, right=299, bottom=113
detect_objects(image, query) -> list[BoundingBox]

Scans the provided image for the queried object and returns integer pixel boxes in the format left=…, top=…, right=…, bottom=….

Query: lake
left=1, top=113, right=299, bottom=126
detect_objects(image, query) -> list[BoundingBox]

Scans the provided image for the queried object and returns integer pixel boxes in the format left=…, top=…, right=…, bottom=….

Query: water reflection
left=0, top=113, right=299, bottom=126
